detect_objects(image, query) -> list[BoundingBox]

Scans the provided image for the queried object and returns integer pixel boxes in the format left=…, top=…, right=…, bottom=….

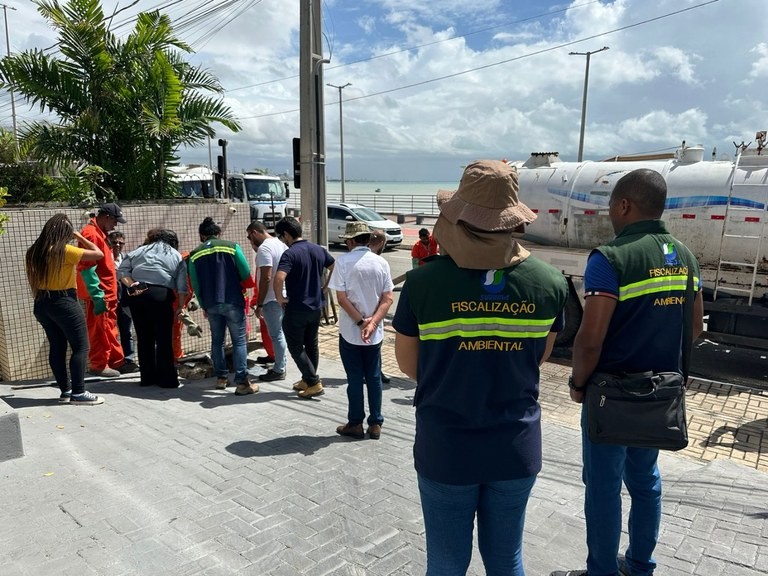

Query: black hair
left=274, top=216, right=302, bottom=241
left=419, top=228, right=430, bottom=237
left=108, top=230, right=125, bottom=241
left=611, top=169, right=667, bottom=218
left=199, top=217, right=221, bottom=238
left=154, top=229, right=179, bottom=250
left=247, top=220, right=268, bottom=234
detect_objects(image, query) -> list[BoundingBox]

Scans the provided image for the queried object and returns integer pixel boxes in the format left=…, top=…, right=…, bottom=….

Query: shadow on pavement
left=701, top=418, right=768, bottom=453
left=227, top=434, right=346, bottom=457
left=1, top=395, right=61, bottom=408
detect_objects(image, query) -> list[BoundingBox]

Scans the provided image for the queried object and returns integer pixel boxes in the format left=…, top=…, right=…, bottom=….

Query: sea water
left=290, top=181, right=456, bottom=215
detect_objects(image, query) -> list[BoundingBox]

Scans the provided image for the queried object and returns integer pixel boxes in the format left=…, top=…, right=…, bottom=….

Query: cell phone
left=127, top=282, right=148, bottom=296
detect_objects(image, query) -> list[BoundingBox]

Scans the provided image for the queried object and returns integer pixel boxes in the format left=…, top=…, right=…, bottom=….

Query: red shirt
left=411, top=236, right=439, bottom=266
left=76, top=219, right=118, bottom=301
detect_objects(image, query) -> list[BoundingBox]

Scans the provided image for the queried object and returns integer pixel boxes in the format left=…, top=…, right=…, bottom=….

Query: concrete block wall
left=0, top=201, right=255, bottom=382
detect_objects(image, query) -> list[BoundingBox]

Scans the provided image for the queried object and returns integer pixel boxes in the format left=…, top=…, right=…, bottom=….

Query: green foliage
left=0, top=0, right=241, bottom=201
left=0, top=186, right=9, bottom=235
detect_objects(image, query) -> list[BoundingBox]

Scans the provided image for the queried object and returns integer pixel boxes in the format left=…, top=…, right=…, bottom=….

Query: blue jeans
left=417, top=473, right=536, bottom=576
left=338, top=336, right=383, bottom=426
left=582, top=408, right=661, bottom=576
left=207, top=303, right=248, bottom=384
left=262, top=301, right=287, bottom=374
left=33, top=289, right=89, bottom=395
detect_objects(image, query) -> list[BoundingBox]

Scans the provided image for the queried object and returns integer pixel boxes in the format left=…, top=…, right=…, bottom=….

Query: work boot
left=89, top=367, right=120, bottom=378
left=215, top=377, right=228, bottom=390
left=297, top=381, right=324, bottom=399
left=336, top=423, right=364, bottom=439
left=235, top=382, right=260, bottom=396
left=292, top=379, right=308, bottom=391
left=368, top=424, right=382, bottom=440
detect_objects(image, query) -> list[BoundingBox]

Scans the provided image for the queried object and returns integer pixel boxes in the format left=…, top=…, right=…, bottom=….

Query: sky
left=2, top=0, right=767, bottom=182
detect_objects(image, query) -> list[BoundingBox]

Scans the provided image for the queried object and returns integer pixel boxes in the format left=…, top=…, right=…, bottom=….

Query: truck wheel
left=555, top=289, right=582, bottom=347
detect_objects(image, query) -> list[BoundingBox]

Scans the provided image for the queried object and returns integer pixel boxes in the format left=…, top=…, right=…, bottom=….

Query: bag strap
left=681, top=251, right=695, bottom=381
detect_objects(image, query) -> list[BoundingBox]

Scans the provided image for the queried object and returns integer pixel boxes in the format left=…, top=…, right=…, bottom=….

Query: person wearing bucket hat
left=328, top=222, right=394, bottom=440
left=76, top=202, right=128, bottom=377
left=392, top=159, right=569, bottom=574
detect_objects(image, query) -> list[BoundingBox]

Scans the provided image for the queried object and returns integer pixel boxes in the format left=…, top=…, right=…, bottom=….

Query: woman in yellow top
left=26, top=214, right=106, bottom=405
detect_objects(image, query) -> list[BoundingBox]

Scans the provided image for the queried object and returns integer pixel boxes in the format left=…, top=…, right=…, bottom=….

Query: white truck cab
left=228, top=171, right=290, bottom=231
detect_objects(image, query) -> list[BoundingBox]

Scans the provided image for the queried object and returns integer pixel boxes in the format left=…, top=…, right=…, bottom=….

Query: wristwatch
left=356, top=318, right=365, bottom=326
left=568, top=376, right=586, bottom=392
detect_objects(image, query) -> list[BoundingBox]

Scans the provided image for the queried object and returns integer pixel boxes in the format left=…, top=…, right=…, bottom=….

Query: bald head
left=368, top=229, right=386, bottom=255
left=611, top=169, right=667, bottom=219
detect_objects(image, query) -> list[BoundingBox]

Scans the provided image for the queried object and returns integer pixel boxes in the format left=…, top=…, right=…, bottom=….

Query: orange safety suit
left=76, top=219, right=124, bottom=371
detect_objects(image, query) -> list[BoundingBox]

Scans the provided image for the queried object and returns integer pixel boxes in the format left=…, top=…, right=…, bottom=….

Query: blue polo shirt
left=277, top=239, right=335, bottom=312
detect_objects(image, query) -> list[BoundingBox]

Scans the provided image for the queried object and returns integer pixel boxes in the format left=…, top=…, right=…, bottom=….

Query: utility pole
left=1, top=4, right=17, bottom=149
left=299, top=0, right=329, bottom=245
left=569, top=46, right=609, bottom=162
left=327, top=82, right=351, bottom=203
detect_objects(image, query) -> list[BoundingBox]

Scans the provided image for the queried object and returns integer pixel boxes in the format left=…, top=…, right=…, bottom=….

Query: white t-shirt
left=328, top=246, right=394, bottom=346
left=256, top=237, right=288, bottom=304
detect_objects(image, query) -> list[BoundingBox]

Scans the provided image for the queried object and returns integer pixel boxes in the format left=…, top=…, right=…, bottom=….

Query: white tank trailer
left=510, top=132, right=768, bottom=348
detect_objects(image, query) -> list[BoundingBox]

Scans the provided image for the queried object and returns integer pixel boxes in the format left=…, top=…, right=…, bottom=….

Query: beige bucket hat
left=339, top=221, right=372, bottom=239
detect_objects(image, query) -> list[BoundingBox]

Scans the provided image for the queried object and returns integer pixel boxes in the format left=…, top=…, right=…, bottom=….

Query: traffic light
left=292, top=137, right=301, bottom=189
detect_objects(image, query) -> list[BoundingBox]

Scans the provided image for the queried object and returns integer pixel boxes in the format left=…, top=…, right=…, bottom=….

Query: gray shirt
left=118, top=241, right=187, bottom=294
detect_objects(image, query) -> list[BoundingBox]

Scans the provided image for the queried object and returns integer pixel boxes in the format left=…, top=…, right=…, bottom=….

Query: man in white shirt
left=246, top=221, right=289, bottom=382
left=328, top=222, right=394, bottom=440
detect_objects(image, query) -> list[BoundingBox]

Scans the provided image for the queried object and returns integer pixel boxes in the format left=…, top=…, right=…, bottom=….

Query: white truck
left=228, top=171, right=290, bottom=231
left=510, top=133, right=768, bottom=348
left=168, top=165, right=217, bottom=198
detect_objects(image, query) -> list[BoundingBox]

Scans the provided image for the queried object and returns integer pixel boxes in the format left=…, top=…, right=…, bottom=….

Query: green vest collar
left=616, top=219, right=668, bottom=239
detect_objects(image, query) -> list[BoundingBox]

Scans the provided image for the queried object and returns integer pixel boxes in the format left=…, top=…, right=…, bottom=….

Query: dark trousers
left=282, top=306, right=322, bottom=385
left=116, top=303, right=135, bottom=363
left=33, top=290, right=89, bottom=395
left=128, top=285, right=178, bottom=388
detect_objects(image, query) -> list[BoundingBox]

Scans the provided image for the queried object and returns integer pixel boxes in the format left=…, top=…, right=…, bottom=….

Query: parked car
left=327, top=203, right=402, bottom=247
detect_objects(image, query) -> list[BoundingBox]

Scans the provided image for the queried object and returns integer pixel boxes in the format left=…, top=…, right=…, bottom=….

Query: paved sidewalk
left=1, top=329, right=766, bottom=575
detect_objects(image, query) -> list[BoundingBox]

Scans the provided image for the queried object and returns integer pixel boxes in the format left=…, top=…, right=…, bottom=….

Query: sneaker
left=234, top=382, right=260, bottom=396
left=215, top=377, right=228, bottom=390
left=381, top=373, right=391, bottom=384
left=292, top=379, right=308, bottom=392
left=549, top=571, right=588, bottom=576
left=59, top=391, right=72, bottom=403
left=336, top=423, right=364, bottom=439
left=118, top=362, right=139, bottom=374
left=297, top=381, right=324, bottom=399
left=70, top=391, right=104, bottom=406
left=368, top=424, right=382, bottom=440
left=259, top=369, right=286, bottom=382
left=256, top=356, right=275, bottom=365
left=89, top=367, right=120, bottom=378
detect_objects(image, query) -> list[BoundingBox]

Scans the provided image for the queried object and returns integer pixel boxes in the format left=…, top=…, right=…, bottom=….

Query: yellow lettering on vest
left=653, top=296, right=685, bottom=306
left=458, top=340, right=523, bottom=351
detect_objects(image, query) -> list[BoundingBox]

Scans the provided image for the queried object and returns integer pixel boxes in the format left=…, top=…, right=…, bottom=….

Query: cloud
left=747, top=43, right=768, bottom=81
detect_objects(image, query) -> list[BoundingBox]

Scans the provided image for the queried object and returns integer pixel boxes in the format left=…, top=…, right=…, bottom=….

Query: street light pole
left=327, top=82, right=351, bottom=203
left=1, top=3, right=18, bottom=149
left=569, top=46, right=609, bottom=162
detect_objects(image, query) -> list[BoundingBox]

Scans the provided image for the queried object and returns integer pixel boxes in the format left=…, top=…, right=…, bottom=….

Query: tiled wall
left=0, top=201, right=256, bottom=382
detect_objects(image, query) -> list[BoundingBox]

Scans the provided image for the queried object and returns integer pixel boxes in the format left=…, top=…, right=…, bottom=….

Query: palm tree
left=0, top=0, right=240, bottom=200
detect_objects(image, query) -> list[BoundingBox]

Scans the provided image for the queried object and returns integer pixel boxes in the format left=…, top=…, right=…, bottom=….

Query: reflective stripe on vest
left=190, top=244, right=236, bottom=262
left=619, top=274, right=700, bottom=301
left=418, top=316, right=556, bottom=341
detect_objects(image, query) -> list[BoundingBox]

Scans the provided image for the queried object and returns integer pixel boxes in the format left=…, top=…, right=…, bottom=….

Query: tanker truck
left=509, top=132, right=768, bottom=349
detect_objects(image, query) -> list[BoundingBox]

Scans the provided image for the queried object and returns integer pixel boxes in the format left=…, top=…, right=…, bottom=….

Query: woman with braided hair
left=26, top=214, right=105, bottom=405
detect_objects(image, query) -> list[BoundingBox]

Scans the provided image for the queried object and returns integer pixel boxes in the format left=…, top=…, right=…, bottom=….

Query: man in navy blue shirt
left=273, top=217, right=335, bottom=398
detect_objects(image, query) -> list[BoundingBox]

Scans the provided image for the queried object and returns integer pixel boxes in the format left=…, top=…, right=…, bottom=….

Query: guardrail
left=288, top=192, right=439, bottom=217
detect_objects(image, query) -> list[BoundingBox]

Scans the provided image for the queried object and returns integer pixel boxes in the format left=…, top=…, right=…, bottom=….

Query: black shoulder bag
left=584, top=263, right=694, bottom=451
